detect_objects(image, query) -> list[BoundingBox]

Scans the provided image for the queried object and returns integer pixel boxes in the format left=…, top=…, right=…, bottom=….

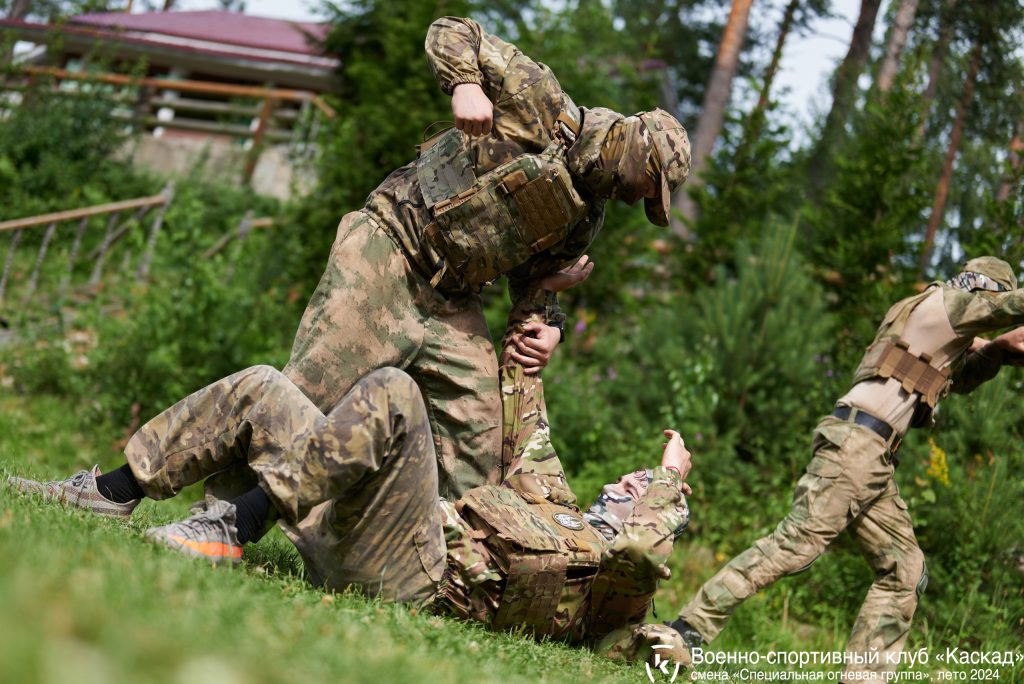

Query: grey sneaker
left=145, top=499, right=243, bottom=566
left=7, top=466, right=139, bottom=518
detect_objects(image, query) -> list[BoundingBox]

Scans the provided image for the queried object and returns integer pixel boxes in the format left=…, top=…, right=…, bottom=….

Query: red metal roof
left=72, top=10, right=329, bottom=56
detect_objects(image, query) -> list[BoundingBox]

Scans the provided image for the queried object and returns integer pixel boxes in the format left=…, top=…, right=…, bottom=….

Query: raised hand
left=662, top=429, right=693, bottom=495
left=451, top=82, right=493, bottom=136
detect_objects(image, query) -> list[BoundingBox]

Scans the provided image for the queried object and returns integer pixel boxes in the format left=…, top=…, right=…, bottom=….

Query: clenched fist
left=451, top=82, right=493, bottom=136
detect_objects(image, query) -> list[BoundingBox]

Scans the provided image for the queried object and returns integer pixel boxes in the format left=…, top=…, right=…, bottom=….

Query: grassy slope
left=1, top=394, right=1021, bottom=682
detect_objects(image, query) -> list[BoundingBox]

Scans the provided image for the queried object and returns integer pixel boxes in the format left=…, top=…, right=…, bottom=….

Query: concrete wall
left=125, top=134, right=316, bottom=201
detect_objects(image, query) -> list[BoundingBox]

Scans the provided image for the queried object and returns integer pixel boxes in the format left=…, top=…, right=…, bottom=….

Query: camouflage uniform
left=124, top=354, right=689, bottom=663
left=678, top=258, right=1024, bottom=681
left=278, top=16, right=689, bottom=500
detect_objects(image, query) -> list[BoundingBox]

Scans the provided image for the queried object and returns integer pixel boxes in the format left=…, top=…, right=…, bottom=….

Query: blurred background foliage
left=1, top=0, right=1022, bottom=663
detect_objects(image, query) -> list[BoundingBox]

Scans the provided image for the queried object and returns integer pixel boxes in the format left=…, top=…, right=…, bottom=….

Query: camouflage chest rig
left=852, top=286, right=958, bottom=424
left=416, top=111, right=588, bottom=292
left=455, top=484, right=604, bottom=638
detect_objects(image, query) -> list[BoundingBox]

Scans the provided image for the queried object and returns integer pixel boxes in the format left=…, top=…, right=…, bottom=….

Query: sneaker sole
left=146, top=529, right=243, bottom=567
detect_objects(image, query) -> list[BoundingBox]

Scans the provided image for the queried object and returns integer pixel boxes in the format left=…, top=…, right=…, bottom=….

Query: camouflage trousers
left=125, top=365, right=447, bottom=604
left=281, top=210, right=502, bottom=499
left=679, top=417, right=926, bottom=681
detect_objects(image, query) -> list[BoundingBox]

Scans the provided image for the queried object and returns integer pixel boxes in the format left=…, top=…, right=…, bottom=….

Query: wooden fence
left=0, top=66, right=337, bottom=183
left=0, top=189, right=275, bottom=312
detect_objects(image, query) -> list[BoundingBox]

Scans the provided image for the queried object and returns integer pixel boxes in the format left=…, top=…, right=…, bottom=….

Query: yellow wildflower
left=926, top=438, right=951, bottom=487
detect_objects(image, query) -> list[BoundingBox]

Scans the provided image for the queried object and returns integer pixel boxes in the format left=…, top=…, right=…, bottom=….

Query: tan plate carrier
left=415, top=114, right=587, bottom=292
left=456, top=484, right=604, bottom=636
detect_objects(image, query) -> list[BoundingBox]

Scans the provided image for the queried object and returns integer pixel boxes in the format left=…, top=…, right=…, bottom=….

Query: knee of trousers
left=880, top=546, right=926, bottom=619
left=756, top=520, right=828, bottom=576
left=900, top=547, right=927, bottom=600
left=360, top=367, right=426, bottom=420
left=248, top=364, right=285, bottom=385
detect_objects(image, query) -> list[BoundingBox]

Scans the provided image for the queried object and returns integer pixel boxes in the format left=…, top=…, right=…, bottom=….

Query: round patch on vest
left=552, top=513, right=585, bottom=530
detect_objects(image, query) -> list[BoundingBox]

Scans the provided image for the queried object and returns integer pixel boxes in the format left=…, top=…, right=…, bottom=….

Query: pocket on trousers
left=805, top=456, right=843, bottom=479
left=415, top=525, right=447, bottom=584
left=796, top=455, right=847, bottom=522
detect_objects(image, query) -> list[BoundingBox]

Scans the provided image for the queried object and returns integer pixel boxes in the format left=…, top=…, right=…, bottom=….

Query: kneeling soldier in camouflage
left=10, top=356, right=693, bottom=666
left=670, top=257, right=1024, bottom=682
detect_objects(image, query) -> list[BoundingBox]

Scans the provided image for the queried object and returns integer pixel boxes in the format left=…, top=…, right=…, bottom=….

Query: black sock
left=95, top=464, right=146, bottom=503
left=229, top=486, right=272, bottom=545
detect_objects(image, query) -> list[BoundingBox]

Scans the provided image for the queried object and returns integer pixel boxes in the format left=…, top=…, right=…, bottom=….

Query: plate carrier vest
left=455, top=484, right=604, bottom=637
left=852, top=287, right=954, bottom=410
left=416, top=112, right=588, bottom=292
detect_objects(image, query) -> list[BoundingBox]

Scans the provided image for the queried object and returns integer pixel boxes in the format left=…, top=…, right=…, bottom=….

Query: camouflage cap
left=638, top=109, right=690, bottom=227
left=962, top=256, right=1018, bottom=291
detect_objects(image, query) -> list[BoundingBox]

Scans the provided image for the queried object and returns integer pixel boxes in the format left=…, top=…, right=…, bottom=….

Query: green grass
left=1, top=393, right=1021, bottom=683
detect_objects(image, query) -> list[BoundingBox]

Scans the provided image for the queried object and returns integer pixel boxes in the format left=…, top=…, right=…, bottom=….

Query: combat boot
left=666, top=617, right=706, bottom=652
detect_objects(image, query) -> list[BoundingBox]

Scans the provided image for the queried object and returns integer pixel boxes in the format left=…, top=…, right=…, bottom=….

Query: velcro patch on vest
left=416, top=127, right=475, bottom=210
left=872, top=339, right=951, bottom=407
left=552, top=512, right=585, bottom=530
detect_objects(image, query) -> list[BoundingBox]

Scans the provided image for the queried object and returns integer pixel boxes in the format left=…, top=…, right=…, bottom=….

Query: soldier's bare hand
left=661, top=429, right=693, bottom=492
left=537, top=255, right=594, bottom=293
left=452, top=83, right=493, bottom=136
left=509, top=322, right=560, bottom=375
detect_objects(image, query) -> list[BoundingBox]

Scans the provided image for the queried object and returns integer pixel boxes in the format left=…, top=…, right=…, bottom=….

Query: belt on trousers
left=831, top=405, right=903, bottom=464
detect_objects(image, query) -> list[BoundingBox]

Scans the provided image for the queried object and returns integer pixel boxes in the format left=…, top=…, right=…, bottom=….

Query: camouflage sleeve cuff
left=649, top=466, right=689, bottom=538
left=446, top=76, right=485, bottom=94
left=651, top=465, right=682, bottom=491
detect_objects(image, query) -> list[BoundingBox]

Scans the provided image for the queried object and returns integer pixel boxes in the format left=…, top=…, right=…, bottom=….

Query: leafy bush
left=0, top=81, right=153, bottom=218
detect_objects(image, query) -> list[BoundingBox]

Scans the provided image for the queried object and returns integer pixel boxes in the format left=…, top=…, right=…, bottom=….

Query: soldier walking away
left=9, top=354, right=695, bottom=669
left=669, top=257, right=1024, bottom=682
left=272, top=16, right=690, bottom=502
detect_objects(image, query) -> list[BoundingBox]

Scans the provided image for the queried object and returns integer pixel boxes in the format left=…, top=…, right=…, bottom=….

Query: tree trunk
left=877, top=0, right=920, bottom=93
left=162, top=0, right=177, bottom=10
left=996, top=120, right=1023, bottom=203
left=916, top=0, right=958, bottom=140
left=672, top=0, right=755, bottom=233
left=919, top=43, right=981, bottom=274
left=738, top=0, right=798, bottom=160
left=6, top=0, right=30, bottom=20
left=807, top=0, right=883, bottom=184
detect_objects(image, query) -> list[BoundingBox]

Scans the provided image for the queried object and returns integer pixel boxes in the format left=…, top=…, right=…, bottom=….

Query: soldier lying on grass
left=9, top=356, right=694, bottom=667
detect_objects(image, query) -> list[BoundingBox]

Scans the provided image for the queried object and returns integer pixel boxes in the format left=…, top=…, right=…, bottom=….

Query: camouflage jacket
left=363, top=16, right=609, bottom=327
left=434, top=361, right=689, bottom=645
